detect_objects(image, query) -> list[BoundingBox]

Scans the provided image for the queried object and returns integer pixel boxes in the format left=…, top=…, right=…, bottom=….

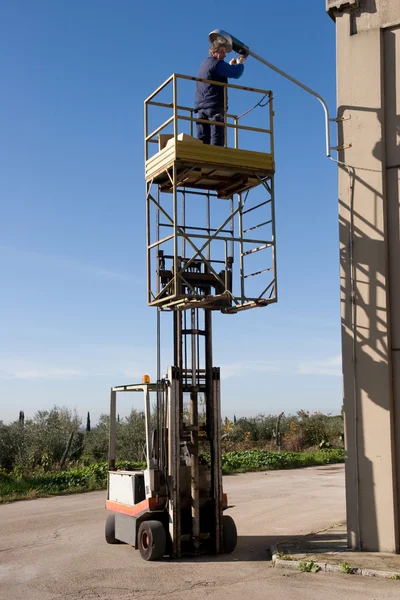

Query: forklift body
left=105, top=375, right=235, bottom=560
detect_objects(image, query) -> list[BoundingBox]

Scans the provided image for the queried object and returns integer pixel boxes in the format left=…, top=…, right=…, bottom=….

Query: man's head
left=209, top=37, right=229, bottom=60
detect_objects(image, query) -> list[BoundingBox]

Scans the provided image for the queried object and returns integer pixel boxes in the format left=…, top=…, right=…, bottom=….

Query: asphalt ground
left=1, top=465, right=399, bottom=599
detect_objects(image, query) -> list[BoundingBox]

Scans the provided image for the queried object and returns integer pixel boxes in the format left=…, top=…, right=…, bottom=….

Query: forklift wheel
left=222, top=515, right=237, bottom=553
left=105, top=513, right=121, bottom=544
left=138, top=521, right=166, bottom=561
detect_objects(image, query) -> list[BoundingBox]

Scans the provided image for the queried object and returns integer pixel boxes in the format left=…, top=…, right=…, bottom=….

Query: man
left=195, top=37, right=246, bottom=147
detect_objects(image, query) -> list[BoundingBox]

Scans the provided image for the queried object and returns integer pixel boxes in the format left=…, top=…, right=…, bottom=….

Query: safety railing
left=144, top=73, right=274, bottom=160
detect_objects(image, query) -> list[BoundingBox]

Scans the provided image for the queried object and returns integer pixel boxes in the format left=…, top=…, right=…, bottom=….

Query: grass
left=276, top=551, right=293, bottom=561
left=0, top=449, right=345, bottom=503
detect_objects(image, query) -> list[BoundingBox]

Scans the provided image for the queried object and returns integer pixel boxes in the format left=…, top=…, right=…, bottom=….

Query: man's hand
left=229, top=58, right=237, bottom=65
left=237, top=56, right=246, bottom=64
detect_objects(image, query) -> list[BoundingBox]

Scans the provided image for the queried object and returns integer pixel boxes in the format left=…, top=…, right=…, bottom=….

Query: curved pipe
left=208, top=29, right=333, bottom=157
left=249, top=50, right=332, bottom=157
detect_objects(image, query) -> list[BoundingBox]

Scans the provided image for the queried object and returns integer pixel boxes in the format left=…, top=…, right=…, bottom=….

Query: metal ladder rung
left=243, top=220, right=272, bottom=234
left=182, top=329, right=206, bottom=336
left=241, top=243, right=271, bottom=257
left=184, top=424, right=207, bottom=432
left=241, top=199, right=271, bottom=215
left=244, top=266, right=274, bottom=278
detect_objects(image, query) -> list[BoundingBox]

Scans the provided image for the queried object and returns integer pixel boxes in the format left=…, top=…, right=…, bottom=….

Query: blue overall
left=195, top=57, right=244, bottom=146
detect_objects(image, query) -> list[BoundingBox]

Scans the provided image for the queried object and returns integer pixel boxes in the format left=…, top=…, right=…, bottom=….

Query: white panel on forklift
left=109, top=471, right=141, bottom=506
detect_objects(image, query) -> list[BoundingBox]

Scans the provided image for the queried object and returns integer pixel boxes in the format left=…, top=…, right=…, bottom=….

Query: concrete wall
left=329, top=0, right=400, bottom=551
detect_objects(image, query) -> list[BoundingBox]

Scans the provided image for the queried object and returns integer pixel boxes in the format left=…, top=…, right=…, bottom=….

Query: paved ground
left=1, top=465, right=399, bottom=599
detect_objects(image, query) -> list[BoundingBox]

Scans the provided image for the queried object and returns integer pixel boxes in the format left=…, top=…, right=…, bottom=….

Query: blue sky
left=0, top=1, right=341, bottom=424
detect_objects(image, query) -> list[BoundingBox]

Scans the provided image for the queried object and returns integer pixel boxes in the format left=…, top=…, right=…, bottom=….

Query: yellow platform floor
left=145, top=140, right=275, bottom=198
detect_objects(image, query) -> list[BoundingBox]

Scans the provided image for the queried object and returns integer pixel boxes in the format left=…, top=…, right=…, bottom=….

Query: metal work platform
left=144, top=73, right=278, bottom=313
left=146, top=139, right=274, bottom=199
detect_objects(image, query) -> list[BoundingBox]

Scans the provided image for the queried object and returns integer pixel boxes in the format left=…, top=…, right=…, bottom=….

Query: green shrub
left=298, top=561, right=321, bottom=573
left=201, top=448, right=344, bottom=474
left=0, top=460, right=144, bottom=502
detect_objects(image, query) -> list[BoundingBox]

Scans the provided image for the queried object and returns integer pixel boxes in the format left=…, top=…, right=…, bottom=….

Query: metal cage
left=144, top=73, right=277, bottom=313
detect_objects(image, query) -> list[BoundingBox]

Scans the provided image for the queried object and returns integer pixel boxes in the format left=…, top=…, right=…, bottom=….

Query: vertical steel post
left=229, top=195, right=234, bottom=269
left=190, top=309, right=200, bottom=546
left=109, top=389, right=117, bottom=471
left=212, top=367, right=223, bottom=553
left=182, top=189, right=186, bottom=259
left=204, top=309, right=222, bottom=552
left=269, top=93, right=278, bottom=301
left=223, top=84, right=227, bottom=147
left=269, top=92, right=274, bottom=155
left=190, top=389, right=200, bottom=547
left=172, top=75, right=179, bottom=298
left=167, top=365, right=181, bottom=557
left=173, top=164, right=179, bottom=298
left=238, top=194, right=245, bottom=300
left=234, top=116, right=238, bottom=150
left=144, top=97, right=148, bottom=162
left=156, top=186, right=160, bottom=298
left=146, top=182, right=152, bottom=305
left=206, top=192, right=211, bottom=262
left=270, top=175, right=278, bottom=302
left=145, top=387, right=152, bottom=469
left=174, top=310, right=184, bottom=425
left=190, top=108, right=194, bottom=137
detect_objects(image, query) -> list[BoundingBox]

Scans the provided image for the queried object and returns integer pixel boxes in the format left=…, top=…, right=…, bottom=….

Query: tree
left=28, top=406, right=82, bottom=470
left=81, top=414, right=109, bottom=463
left=86, top=412, right=91, bottom=433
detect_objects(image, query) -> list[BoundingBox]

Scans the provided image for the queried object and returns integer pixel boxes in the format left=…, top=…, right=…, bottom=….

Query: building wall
left=330, top=0, right=400, bottom=551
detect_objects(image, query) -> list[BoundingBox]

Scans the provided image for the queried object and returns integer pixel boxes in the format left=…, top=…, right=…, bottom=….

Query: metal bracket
left=331, top=143, right=352, bottom=151
left=330, top=115, right=352, bottom=122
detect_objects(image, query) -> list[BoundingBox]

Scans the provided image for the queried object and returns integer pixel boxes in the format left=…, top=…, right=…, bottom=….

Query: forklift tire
left=105, top=513, right=121, bottom=544
left=138, top=520, right=166, bottom=561
left=222, top=515, right=237, bottom=554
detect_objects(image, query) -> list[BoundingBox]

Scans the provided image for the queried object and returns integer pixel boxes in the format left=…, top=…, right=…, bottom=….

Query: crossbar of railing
left=144, top=73, right=271, bottom=107
left=146, top=116, right=175, bottom=142
left=244, top=266, right=274, bottom=279
left=243, top=220, right=272, bottom=234
left=160, top=223, right=234, bottom=235
left=241, top=243, right=272, bottom=256
left=144, top=74, right=174, bottom=104
left=241, top=199, right=272, bottom=215
left=155, top=230, right=273, bottom=245
left=173, top=73, right=272, bottom=96
left=177, top=114, right=271, bottom=134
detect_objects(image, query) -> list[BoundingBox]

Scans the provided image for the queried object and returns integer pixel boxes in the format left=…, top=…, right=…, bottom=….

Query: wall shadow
left=336, top=26, right=400, bottom=551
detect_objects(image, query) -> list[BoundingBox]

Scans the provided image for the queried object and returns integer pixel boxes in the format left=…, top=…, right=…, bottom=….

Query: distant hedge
left=0, top=460, right=144, bottom=502
left=220, top=449, right=345, bottom=474
left=0, top=407, right=344, bottom=475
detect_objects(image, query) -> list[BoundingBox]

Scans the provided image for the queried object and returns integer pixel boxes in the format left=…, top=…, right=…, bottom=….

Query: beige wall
left=330, top=0, right=400, bottom=551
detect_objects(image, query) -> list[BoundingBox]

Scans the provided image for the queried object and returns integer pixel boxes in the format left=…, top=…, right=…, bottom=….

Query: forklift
left=104, top=29, right=277, bottom=560
left=105, top=357, right=237, bottom=560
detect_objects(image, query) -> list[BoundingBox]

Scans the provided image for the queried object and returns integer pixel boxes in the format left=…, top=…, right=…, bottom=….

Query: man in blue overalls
left=195, top=36, right=246, bottom=146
